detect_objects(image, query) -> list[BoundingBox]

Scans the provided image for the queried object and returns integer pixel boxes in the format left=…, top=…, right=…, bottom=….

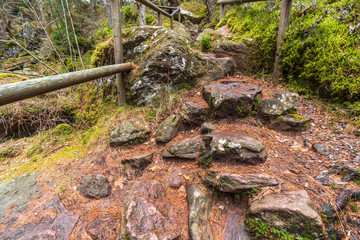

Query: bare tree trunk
left=137, top=3, right=146, bottom=26
left=36, top=0, right=46, bottom=25
left=106, top=0, right=112, bottom=27
left=205, top=0, right=214, bottom=22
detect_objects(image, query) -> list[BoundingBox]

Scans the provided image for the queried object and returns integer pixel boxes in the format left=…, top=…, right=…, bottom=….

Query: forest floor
left=1, top=73, right=359, bottom=239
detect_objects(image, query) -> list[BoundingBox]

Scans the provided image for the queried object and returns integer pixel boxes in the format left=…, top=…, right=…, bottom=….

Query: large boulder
left=200, top=132, right=267, bottom=166
left=260, top=92, right=299, bottom=116
left=203, top=81, right=262, bottom=118
left=187, top=184, right=214, bottom=240
left=121, top=180, right=180, bottom=239
left=203, top=171, right=280, bottom=193
left=156, top=115, right=181, bottom=143
left=163, top=136, right=201, bottom=160
left=92, top=24, right=232, bottom=105
left=110, top=116, right=150, bottom=146
left=249, top=190, right=324, bottom=239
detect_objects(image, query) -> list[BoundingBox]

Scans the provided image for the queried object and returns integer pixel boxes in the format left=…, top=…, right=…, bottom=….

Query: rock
left=121, top=180, right=180, bottom=239
left=181, top=101, right=208, bottom=125
left=249, top=190, right=324, bottom=239
left=312, top=142, right=329, bottom=156
left=203, top=171, right=280, bottom=193
left=260, top=92, right=299, bottom=116
left=200, top=132, right=267, bottom=166
left=225, top=212, right=251, bottom=240
left=187, top=184, right=214, bottom=240
left=163, top=136, right=201, bottom=160
left=183, top=20, right=198, bottom=40
left=200, top=122, right=217, bottom=134
left=156, top=115, right=181, bottom=143
left=92, top=25, right=228, bottom=104
left=0, top=173, right=79, bottom=240
left=18, top=21, right=44, bottom=51
left=77, top=175, right=111, bottom=199
left=110, top=116, right=150, bottom=146
left=121, top=153, right=153, bottom=169
left=179, top=5, right=205, bottom=24
left=270, top=115, right=311, bottom=131
left=203, top=81, right=262, bottom=118
left=195, top=28, right=216, bottom=42
left=167, top=167, right=184, bottom=188
left=218, top=57, right=235, bottom=76
left=214, top=39, right=252, bottom=73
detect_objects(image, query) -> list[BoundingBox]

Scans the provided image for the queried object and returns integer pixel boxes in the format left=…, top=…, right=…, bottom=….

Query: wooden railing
left=0, top=63, right=133, bottom=106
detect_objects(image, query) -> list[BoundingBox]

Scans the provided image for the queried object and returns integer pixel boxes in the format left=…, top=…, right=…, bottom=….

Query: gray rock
left=200, top=122, right=217, bottom=134
left=110, top=116, right=150, bottom=146
left=77, top=175, right=111, bottom=199
left=200, top=132, right=267, bottom=166
left=0, top=173, right=78, bottom=240
left=260, top=92, right=299, bottom=116
left=187, top=184, right=214, bottom=240
left=270, top=115, right=311, bottom=131
left=156, top=115, right=181, bottom=143
left=203, top=81, right=262, bottom=118
left=249, top=190, right=324, bottom=239
left=181, top=101, right=208, bottom=125
left=163, top=136, right=200, bottom=160
left=218, top=57, right=235, bottom=76
left=195, top=28, right=216, bottom=42
left=121, top=153, right=153, bottom=169
left=203, top=171, right=280, bottom=193
left=121, top=180, right=180, bottom=239
left=214, top=39, right=251, bottom=73
left=167, top=167, right=184, bottom=189
left=312, top=142, right=329, bottom=156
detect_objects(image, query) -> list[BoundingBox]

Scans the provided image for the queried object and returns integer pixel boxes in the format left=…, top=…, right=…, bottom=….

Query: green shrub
left=145, top=14, right=155, bottom=25
left=200, top=35, right=213, bottom=52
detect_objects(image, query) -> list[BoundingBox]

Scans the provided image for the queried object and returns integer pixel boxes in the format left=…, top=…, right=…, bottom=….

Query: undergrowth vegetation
left=218, top=0, right=360, bottom=110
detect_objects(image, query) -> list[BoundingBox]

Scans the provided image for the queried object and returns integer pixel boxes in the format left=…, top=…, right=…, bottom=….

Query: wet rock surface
left=249, top=190, right=324, bottom=239
left=163, top=136, right=201, bottom=160
left=77, top=174, right=111, bottom=199
left=121, top=180, right=180, bottom=239
left=203, top=171, right=280, bottom=193
left=156, top=115, right=181, bottom=143
left=200, top=132, right=267, bottom=165
left=187, top=184, right=214, bottom=240
left=203, top=81, right=262, bottom=118
left=122, top=153, right=153, bottom=169
left=110, top=116, right=150, bottom=146
left=260, top=92, right=299, bottom=116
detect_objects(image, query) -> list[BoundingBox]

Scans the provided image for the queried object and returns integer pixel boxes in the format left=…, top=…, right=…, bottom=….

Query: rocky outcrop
left=110, top=116, right=150, bottom=146
left=92, top=25, right=235, bottom=105
left=187, top=184, right=214, bottom=240
left=203, top=81, right=262, bottom=118
left=121, top=153, right=153, bottom=169
left=121, top=180, right=180, bottom=239
left=156, top=115, right=181, bottom=143
left=260, top=92, right=299, bottom=116
left=77, top=175, right=111, bottom=199
left=249, top=190, right=324, bottom=239
left=200, top=132, right=267, bottom=165
left=163, top=136, right=201, bottom=160
left=203, top=171, right=280, bottom=193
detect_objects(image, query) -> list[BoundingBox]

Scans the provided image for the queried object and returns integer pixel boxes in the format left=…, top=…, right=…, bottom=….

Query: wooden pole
left=157, top=12, right=162, bottom=26
left=111, top=0, right=126, bottom=105
left=0, top=63, right=133, bottom=106
left=178, top=11, right=181, bottom=22
left=273, top=0, right=293, bottom=82
left=170, top=16, right=174, bottom=29
left=220, top=3, right=225, bottom=20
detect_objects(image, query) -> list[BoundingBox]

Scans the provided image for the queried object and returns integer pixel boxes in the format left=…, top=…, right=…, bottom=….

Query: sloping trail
left=1, top=73, right=359, bottom=239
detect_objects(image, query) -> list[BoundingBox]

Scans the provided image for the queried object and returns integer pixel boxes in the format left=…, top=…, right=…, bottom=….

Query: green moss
left=179, top=1, right=207, bottom=17
left=289, top=113, right=307, bottom=120
left=200, top=35, right=213, bottom=52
